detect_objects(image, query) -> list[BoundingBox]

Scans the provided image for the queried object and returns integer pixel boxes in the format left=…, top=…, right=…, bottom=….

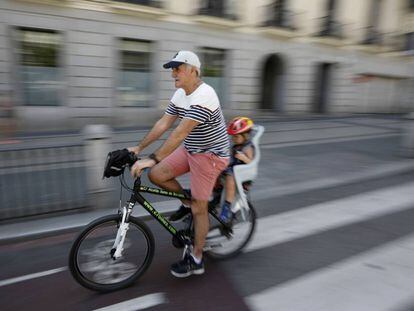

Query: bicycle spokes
left=205, top=203, right=256, bottom=258
left=73, top=218, right=152, bottom=287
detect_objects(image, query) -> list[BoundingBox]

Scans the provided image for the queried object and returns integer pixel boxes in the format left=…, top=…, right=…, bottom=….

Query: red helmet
left=227, top=117, right=254, bottom=135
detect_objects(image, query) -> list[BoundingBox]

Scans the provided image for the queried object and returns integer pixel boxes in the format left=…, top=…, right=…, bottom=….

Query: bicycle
left=68, top=150, right=257, bottom=292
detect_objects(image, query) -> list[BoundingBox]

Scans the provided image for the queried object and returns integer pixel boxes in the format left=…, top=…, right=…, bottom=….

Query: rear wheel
left=69, top=215, right=154, bottom=292
left=206, top=201, right=256, bottom=260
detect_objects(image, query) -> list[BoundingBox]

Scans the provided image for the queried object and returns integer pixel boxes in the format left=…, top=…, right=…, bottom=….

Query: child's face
left=232, top=133, right=246, bottom=144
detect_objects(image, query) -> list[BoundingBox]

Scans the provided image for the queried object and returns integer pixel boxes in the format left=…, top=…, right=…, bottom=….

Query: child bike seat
left=232, top=125, right=265, bottom=207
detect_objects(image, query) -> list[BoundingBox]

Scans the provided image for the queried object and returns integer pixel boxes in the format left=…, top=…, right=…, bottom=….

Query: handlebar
left=103, top=149, right=138, bottom=179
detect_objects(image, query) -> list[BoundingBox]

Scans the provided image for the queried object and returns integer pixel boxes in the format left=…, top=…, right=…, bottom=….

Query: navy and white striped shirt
left=165, top=83, right=230, bottom=157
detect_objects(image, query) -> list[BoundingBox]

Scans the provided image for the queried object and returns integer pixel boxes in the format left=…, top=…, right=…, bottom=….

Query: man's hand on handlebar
left=128, top=146, right=141, bottom=155
left=131, top=157, right=157, bottom=178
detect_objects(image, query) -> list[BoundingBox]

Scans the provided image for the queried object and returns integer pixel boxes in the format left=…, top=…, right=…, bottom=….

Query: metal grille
left=0, top=143, right=87, bottom=220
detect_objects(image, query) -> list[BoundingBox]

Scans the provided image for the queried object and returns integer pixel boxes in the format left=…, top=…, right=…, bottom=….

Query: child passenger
left=219, top=117, right=255, bottom=223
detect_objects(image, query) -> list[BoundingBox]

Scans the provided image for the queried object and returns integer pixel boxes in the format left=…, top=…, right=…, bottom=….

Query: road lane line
left=3, top=182, right=414, bottom=287
left=2, top=180, right=414, bottom=291
left=246, top=181, right=414, bottom=253
left=261, top=133, right=399, bottom=149
left=0, top=267, right=67, bottom=287
left=93, top=293, right=167, bottom=311
left=251, top=161, right=414, bottom=200
left=245, top=232, right=414, bottom=311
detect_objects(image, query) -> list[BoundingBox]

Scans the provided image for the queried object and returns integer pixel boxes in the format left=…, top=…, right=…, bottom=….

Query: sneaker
left=171, top=253, right=204, bottom=278
left=219, top=201, right=233, bottom=223
left=169, top=204, right=191, bottom=223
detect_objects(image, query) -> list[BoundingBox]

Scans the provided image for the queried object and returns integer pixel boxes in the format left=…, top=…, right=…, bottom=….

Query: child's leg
left=220, top=175, right=235, bottom=223
left=224, top=174, right=236, bottom=203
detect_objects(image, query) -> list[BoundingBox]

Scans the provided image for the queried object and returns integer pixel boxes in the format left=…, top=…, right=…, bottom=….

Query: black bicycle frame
left=128, top=178, right=224, bottom=245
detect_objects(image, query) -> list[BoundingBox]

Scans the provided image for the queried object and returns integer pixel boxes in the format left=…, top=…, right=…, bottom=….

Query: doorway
left=261, top=54, right=285, bottom=112
left=313, top=63, right=332, bottom=113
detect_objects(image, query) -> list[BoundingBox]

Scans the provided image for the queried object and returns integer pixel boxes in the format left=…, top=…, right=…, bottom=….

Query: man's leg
left=170, top=153, right=229, bottom=277
left=148, top=162, right=190, bottom=206
left=188, top=154, right=229, bottom=258
left=148, top=146, right=191, bottom=206
left=170, top=196, right=209, bottom=278
left=191, top=199, right=209, bottom=258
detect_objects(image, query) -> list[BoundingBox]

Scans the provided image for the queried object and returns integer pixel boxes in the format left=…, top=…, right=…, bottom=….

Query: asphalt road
left=2, top=169, right=414, bottom=310
left=2, top=116, right=414, bottom=310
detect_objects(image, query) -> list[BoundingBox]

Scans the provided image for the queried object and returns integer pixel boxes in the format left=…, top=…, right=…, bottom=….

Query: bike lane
left=0, top=221, right=249, bottom=311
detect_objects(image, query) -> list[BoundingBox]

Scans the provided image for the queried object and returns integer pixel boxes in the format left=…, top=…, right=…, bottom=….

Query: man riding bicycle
left=128, top=51, right=230, bottom=278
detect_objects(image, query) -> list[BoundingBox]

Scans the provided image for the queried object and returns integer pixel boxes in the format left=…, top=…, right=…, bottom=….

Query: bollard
left=82, top=124, right=114, bottom=209
left=401, top=113, right=414, bottom=158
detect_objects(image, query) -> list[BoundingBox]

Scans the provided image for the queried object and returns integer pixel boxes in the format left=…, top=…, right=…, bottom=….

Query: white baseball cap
left=163, top=50, right=201, bottom=69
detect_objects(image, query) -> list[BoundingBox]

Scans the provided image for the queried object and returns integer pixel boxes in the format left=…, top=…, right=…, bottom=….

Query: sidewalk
left=1, top=115, right=413, bottom=243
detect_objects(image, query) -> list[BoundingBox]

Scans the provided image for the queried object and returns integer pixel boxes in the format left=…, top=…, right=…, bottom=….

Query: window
left=318, top=0, right=343, bottom=38
left=16, top=28, right=63, bottom=106
left=363, top=0, right=382, bottom=44
left=117, top=39, right=152, bottom=107
left=200, top=48, right=226, bottom=103
left=263, top=0, right=296, bottom=29
left=264, top=0, right=290, bottom=28
left=113, top=0, right=163, bottom=8
left=199, top=0, right=237, bottom=20
left=405, top=32, right=414, bottom=51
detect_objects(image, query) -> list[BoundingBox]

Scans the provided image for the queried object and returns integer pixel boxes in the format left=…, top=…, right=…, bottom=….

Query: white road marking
left=0, top=268, right=166, bottom=310
left=245, top=233, right=414, bottom=311
left=93, top=293, right=167, bottom=311
left=3, top=182, right=414, bottom=289
left=0, top=267, right=67, bottom=287
left=262, top=133, right=399, bottom=149
left=251, top=160, right=414, bottom=200
left=246, top=181, right=414, bottom=253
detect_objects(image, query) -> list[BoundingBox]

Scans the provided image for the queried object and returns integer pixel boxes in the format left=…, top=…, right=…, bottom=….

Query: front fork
left=111, top=202, right=134, bottom=259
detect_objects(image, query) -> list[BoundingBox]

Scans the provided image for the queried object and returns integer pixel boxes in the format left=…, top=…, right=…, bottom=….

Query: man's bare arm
left=152, top=118, right=199, bottom=161
left=129, top=114, right=178, bottom=154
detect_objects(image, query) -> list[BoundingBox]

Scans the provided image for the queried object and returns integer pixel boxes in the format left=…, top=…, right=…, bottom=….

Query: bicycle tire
left=69, top=214, right=154, bottom=292
left=206, top=201, right=256, bottom=260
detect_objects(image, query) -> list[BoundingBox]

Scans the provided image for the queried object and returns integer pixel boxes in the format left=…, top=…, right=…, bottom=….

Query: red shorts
left=163, top=146, right=229, bottom=201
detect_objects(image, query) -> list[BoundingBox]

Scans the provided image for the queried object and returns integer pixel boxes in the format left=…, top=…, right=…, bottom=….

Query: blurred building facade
left=0, top=0, right=413, bottom=132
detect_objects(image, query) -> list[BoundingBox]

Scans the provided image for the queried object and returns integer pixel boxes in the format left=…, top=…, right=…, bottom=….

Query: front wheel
left=69, top=215, right=154, bottom=292
left=206, top=201, right=256, bottom=260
